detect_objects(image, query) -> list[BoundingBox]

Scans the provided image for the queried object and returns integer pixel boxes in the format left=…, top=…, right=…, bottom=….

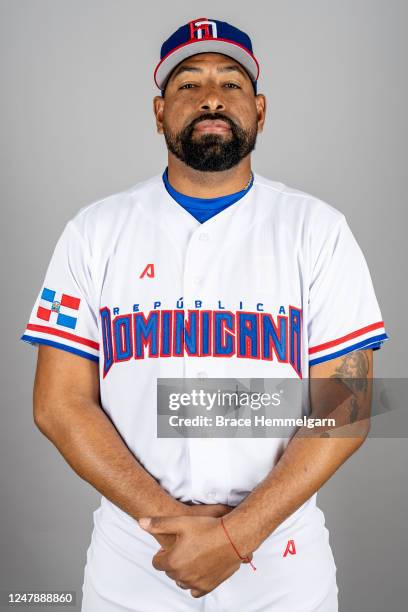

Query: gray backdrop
left=1, top=0, right=406, bottom=610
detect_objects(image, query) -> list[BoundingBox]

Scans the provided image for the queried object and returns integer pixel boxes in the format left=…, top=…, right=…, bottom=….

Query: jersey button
left=207, top=490, right=217, bottom=500
left=198, top=232, right=209, bottom=242
left=197, top=371, right=207, bottom=378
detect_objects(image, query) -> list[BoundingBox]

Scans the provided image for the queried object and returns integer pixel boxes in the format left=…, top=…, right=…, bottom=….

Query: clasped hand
left=138, top=513, right=253, bottom=598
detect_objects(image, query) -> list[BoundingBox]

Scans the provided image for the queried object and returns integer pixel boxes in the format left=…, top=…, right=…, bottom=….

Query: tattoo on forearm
left=325, top=350, right=371, bottom=427
left=330, top=350, right=369, bottom=394
left=349, top=397, right=359, bottom=423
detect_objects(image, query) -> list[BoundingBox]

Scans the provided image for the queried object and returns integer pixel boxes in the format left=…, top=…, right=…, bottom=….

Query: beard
left=163, top=112, right=258, bottom=172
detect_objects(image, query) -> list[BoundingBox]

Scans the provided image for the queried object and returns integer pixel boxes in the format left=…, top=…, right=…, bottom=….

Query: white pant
left=81, top=499, right=338, bottom=612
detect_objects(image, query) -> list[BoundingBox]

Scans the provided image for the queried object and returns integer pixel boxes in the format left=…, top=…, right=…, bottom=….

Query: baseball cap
left=154, top=17, right=260, bottom=94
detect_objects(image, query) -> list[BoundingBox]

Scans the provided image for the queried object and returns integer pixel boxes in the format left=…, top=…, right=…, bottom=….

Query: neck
left=167, top=155, right=253, bottom=198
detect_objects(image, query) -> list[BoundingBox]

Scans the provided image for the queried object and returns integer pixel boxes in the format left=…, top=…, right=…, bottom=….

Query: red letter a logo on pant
left=283, top=540, right=297, bottom=557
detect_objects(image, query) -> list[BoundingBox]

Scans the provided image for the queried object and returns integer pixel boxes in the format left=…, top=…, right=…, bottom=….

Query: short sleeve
left=20, top=218, right=99, bottom=362
left=308, top=215, right=389, bottom=366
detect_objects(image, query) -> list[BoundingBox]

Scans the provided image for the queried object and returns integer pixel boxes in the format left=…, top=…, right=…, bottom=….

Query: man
left=20, top=17, right=389, bottom=612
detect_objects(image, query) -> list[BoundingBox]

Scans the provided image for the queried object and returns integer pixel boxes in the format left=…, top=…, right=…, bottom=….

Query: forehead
left=169, top=52, right=250, bottom=79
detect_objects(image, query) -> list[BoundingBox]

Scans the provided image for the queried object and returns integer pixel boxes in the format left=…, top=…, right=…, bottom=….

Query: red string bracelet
left=220, top=517, right=257, bottom=571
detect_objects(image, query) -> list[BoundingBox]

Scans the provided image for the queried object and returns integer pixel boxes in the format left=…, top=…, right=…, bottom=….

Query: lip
left=194, top=119, right=231, bottom=133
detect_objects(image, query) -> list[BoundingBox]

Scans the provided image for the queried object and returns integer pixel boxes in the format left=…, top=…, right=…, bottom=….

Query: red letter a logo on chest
left=140, top=263, right=155, bottom=279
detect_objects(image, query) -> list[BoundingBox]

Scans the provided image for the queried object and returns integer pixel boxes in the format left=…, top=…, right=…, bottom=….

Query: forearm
left=224, top=351, right=373, bottom=554
left=223, top=434, right=364, bottom=553
left=35, top=397, right=185, bottom=521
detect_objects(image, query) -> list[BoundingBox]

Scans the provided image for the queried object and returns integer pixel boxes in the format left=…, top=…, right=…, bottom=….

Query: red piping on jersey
left=26, top=323, right=99, bottom=350
left=308, top=321, right=385, bottom=354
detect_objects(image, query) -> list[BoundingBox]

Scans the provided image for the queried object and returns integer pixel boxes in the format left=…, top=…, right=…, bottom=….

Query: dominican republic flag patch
left=36, top=287, right=80, bottom=330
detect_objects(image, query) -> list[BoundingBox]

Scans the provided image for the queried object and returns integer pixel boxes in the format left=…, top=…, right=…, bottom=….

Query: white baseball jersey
left=20, top=171, right=389, bottom=611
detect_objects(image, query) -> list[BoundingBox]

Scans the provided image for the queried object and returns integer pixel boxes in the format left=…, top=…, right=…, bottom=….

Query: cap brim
left=154, top=38, right=260, bottom=90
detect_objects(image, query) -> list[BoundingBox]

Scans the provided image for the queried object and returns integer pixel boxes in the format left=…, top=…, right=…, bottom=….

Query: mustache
left=185, top=113, right=239, bottom=133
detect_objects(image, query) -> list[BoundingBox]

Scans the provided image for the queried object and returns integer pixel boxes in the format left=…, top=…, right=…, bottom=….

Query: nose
left=199, top=86, right=226, bottom=112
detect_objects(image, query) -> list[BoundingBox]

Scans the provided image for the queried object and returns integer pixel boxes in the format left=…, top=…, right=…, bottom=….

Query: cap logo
left=189, top=17, right=218, bottom=40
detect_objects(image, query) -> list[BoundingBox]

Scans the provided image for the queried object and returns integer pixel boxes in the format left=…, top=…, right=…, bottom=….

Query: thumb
left=138, top=515, right=186, bottom=535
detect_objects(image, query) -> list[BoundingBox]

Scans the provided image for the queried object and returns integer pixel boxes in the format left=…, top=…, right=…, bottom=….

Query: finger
left=138, top=516, right=186, bottom=535
left=152, top=549, right=174, bottom=572
left=241, top=552, right=253, bottom=563
left=152, top=550, right=172, bottom=572
left=155, top=533, right=177, bottom=550
left=165, top=570, right=177, bottom=581
left=152, top=557, right=165, bottom=572
left=175, top=580, right=190, bottom=590
left=190, top=589, right=207, bottom=598
left=164, top=566, right=194, bottom=590
left=164, top=568, right=191, bottom=589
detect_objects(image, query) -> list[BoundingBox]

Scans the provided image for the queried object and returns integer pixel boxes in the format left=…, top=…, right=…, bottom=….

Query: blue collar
left=162, top=167, right=254, bottom=223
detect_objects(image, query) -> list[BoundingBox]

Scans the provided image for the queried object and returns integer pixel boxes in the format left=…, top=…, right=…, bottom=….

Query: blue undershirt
left=162, top=167, right=254, bottom=223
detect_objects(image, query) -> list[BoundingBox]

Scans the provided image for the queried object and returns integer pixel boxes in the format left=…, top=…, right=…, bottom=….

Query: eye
left=224, top=82, right=241, bottom=89
left=179, top=83, right=196, bottom=90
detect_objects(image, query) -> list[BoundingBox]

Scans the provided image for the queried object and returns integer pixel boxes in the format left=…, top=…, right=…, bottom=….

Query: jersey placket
left=182, top=222, right=232, bottom=505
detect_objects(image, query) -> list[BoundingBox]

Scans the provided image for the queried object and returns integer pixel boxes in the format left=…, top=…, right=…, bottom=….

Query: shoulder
left=67, top=173, right=163, bottom=243
left=253, top=172, right=346, bottom=234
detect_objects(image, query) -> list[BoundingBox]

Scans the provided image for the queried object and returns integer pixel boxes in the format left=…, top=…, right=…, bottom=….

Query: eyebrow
left=170, top=63, right=249, bottom=81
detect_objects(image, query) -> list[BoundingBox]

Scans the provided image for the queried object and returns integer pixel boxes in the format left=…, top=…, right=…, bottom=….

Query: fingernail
left=138, top=518, right=151, bottom=529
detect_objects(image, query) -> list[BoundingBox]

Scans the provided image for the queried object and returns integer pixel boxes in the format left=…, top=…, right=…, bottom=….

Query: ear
left=255, top=93, right=267, bottom=133
left=153, top=95, right=165, bottom=134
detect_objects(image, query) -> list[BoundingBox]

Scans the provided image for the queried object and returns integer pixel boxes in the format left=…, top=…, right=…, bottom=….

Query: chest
left=100, top=214, right=307, bottom=311
left=96, top=206, right=309, bottom=380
